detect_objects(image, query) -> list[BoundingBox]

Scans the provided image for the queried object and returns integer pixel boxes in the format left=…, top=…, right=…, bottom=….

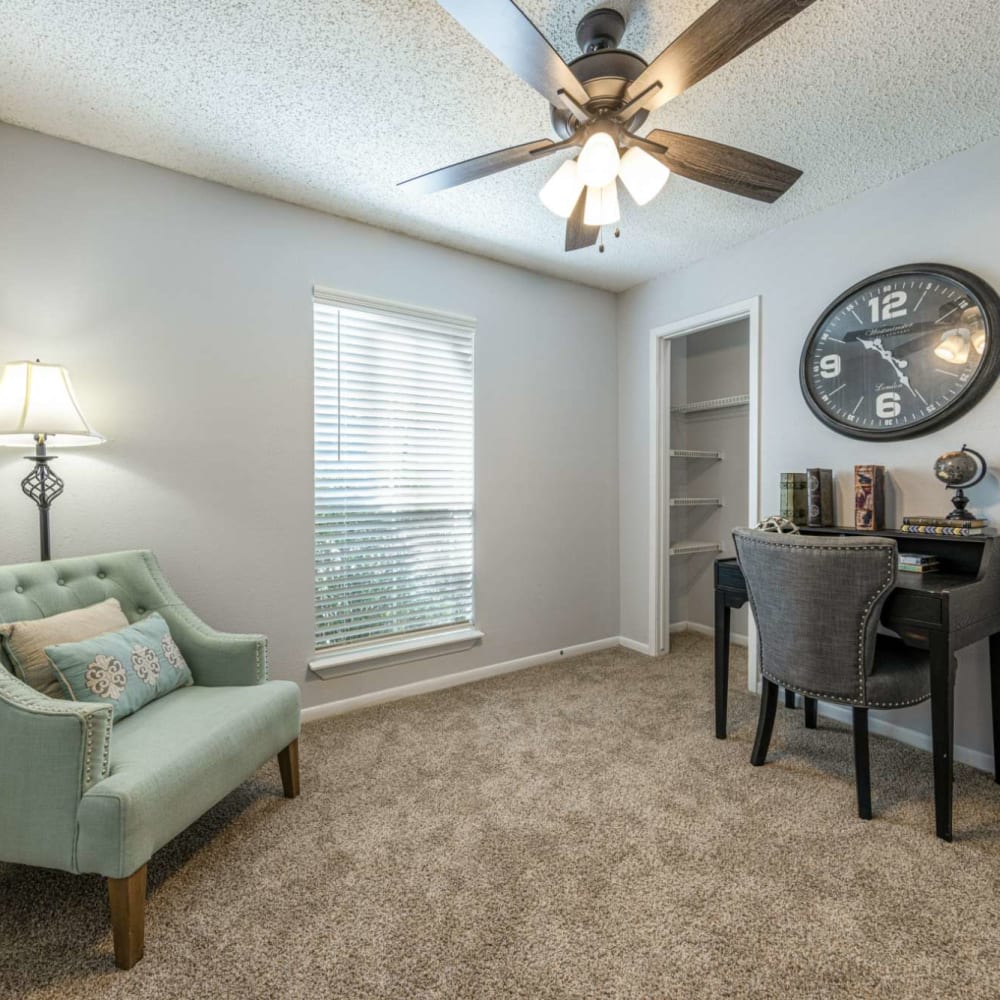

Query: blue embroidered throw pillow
left=46, top=613, right=193, bottom=721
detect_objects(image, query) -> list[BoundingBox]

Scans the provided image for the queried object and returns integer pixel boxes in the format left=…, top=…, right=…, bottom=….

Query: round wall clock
left=800, top=263, right=1000, bottom=440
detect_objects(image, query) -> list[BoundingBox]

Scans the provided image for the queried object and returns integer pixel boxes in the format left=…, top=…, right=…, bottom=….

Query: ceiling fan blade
left=644, top=130, right=802, bottom=203
left=625, top=0, right=819, bottom=114
left=436, top=0, right=591, bottom=109
left=399, top=138, right=559, bottom=194
left=565, top=189, right=599, bottom=252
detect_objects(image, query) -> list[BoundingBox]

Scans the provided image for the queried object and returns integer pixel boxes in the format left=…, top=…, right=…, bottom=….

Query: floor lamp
left=0, top=360, right=104, bottom=561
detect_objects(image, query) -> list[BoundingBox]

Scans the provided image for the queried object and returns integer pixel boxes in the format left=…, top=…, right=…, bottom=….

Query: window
left=312, top=289, right=477, bottom=670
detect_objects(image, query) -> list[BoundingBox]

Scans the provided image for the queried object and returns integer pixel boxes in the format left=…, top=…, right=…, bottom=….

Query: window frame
left=309, top=286, right=481, bottom=678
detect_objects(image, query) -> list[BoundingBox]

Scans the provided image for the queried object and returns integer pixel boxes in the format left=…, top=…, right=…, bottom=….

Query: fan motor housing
left=549, top=48, right=649, bottom=139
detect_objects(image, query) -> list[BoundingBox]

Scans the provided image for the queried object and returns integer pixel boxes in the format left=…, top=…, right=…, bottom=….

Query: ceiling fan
left=399, top=0, right=816, bottom=252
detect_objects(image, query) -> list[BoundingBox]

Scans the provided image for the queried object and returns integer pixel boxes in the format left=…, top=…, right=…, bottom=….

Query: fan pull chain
left=598, top=225, right=605, bottom=253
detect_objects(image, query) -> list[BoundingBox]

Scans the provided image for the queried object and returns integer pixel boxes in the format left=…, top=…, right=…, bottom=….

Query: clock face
left=800, top=264, right=1000, bottom=440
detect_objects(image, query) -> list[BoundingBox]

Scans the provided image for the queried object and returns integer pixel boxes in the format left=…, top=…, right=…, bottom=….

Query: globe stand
left=939, top=444, right=987, bottom=521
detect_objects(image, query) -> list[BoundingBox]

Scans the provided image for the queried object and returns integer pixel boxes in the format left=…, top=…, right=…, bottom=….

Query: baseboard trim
left=301, top=636, right=622, bottom=722
left=671, top=621, right=748, bottom=647
left=618, top=636, right=653, bottom=655
left=816, top=702, right=994, bottom=776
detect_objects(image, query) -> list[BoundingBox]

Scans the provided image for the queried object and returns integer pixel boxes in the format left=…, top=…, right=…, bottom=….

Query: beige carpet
left=5, top=633, right=1000, bottom=999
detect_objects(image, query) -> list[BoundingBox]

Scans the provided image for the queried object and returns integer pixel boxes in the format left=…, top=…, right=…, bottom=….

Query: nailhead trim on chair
left=739, top=533, right=897, bottom=705
left=0, top=671, right=113, bottom=787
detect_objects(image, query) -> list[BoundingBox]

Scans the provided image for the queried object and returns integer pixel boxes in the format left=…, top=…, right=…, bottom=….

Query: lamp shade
left=583, top=181, right=620, bottom=227
left=0, top=361, right=104, bottom=446
left=539, top=160, right=585, bottom=219
left=619, top=147, right=670, bottom=206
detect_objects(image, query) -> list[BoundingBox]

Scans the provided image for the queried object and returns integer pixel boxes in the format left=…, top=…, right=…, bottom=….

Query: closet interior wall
left=668, top=320, right=750, bottom=637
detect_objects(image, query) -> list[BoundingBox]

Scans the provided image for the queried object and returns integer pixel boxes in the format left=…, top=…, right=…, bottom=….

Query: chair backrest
left=0, top=550, right=183, bottom=674
left=733, top=529, right=897, bottom=703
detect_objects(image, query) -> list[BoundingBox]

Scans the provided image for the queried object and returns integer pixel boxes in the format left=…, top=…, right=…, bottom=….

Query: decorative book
left=854, top=465, right=885, bottom=531
left=900, top=524, right=984, bottom=536
left=807, top=468, right=833, bottom=526
left=902, top=515, right=988, bottom=529
left=780, top=473, right=808, bottom=526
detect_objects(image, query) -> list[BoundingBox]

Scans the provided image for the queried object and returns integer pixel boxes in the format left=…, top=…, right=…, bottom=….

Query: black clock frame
left=799, top=262, right=1000, bottom=441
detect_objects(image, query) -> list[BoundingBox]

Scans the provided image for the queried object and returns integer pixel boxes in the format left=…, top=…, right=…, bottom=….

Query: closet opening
left=648, top=299, right=760, bottom=680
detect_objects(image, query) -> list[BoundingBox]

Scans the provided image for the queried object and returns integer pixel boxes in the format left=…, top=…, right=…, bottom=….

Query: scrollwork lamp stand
left=0, top=361, right=104, bottom=563
left=21, top=434, right=66, bottom=561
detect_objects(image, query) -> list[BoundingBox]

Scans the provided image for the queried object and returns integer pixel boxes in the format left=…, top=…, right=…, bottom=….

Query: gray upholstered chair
left=733, top=528, right=931, bottom=819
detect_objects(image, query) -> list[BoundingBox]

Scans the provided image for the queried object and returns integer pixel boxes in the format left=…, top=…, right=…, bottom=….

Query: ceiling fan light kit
left=539, top=159, right=585, bottom=218
left=401, top=0, right=815, bottom=253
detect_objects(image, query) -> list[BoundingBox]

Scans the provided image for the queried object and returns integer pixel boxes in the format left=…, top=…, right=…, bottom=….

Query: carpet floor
left=5, top=633, right=1000, bottom=999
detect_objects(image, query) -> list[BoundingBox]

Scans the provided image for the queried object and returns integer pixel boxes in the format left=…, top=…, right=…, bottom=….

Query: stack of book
left=780, top=473, right=808, bottom=525
left=898, top=553, right=939, bottom=574
left=900, top=515, right=987, bottom=537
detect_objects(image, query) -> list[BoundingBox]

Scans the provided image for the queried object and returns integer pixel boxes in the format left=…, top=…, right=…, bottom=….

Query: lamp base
left=21, top=436, right=63, bottom=561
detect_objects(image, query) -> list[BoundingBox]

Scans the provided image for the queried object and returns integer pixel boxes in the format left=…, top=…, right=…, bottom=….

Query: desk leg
left=714, top=589, right=731, bottom=740
left=990, top=634, right=1000, bottom=785
left=929, top=631, right=956, bottom=842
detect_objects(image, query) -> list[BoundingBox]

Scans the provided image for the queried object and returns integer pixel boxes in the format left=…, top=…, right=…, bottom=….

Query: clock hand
left=858, top=337, right=926, bottom=403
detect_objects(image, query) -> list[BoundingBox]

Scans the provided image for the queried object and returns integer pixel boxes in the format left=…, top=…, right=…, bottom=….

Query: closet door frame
left=647, top=297, right=761, bottom=689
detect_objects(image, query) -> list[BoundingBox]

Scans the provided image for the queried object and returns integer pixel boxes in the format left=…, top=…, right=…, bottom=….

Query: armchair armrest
left=0, top=668, right=113, bottom=873
left=160, top=604, right=268, bottom=687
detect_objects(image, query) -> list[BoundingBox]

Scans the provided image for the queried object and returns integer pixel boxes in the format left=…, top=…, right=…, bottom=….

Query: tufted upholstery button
left=15, top=585, right=24, bottom=594
left=136, top=606, right=145, bottom=614
left=97, top=571, right=106, bottom=579
left=57, top=578, right=66, bottom=586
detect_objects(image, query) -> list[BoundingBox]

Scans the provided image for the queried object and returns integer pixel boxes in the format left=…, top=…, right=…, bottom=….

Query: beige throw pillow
left=0, top=598, right=131, bottom=698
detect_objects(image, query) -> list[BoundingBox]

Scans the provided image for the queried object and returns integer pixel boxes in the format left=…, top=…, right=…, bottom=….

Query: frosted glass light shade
left=619, top=147, right=670, bottom=206
left=971, top=325, right=986, bottom=355
left=0, top=361, right=104, bottom=446
left=933, top=329, right=971, bottom=365
left=539, top=160, right=585, bottom=218
left=583, top=182, right=620, bottom=227
left=577, top=132, right=620, bottom=188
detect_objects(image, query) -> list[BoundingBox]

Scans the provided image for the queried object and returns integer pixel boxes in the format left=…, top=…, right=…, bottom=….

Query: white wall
left=0, top=123, right=619, bottom=710
left=618, top=136, right=1000, bottom=766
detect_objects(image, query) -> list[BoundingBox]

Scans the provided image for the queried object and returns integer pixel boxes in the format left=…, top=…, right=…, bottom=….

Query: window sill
left=309, top=627, right=485, bottom=679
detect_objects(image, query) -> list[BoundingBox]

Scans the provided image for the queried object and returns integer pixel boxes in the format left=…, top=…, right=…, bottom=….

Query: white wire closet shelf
left=669, top=498, right=723, bottom=507
left=669, top=449, right=722, bottom=460
left=668, top=541, right=723, bottom=557
left=670, top=394, right=750, bottom=414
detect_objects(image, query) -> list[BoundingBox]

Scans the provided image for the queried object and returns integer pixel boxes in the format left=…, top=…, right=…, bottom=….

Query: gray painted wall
left=618, top=136, right=1000, bottom=763
left=0, top=124, right=619, bottom=710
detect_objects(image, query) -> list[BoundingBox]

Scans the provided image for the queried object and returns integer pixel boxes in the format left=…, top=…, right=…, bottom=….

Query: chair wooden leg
left=804, top=697, right=818, bottom=729
left=108, top=864, right=146, bottom=970
left=853, top=707, right=872, bottom=820
left=751, top=679, right=779, bottom=766
left=784, top=687, right=796, bottom=709
left=278, top=738, right=300, bottom=799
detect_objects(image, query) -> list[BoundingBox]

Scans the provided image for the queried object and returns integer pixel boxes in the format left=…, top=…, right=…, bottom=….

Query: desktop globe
left=933, top=445, right=986, bottom=520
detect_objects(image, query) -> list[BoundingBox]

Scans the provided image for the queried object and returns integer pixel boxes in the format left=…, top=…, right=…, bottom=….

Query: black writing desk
left=714, top=526, right=1000, bottom=842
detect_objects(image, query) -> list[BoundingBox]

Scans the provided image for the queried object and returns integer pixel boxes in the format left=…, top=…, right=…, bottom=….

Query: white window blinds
left=313, top=289, right=475, bottom=652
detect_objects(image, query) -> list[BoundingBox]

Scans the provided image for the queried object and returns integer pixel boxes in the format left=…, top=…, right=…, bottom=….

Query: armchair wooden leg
left=278, top=738, right=300, bottom=799
left=751, top=679, right=779, bottom=766
left=108, top=864, right=146, bottom=970
left=853, top=707, right=872, bottom=820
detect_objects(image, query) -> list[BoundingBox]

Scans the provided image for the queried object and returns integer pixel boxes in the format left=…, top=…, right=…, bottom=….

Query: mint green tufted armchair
left=0, top=550, right=301, bottom=969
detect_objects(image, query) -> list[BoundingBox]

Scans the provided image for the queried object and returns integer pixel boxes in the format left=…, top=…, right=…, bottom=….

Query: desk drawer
left=883, top=590, right=942, bottom=628
left=715, top=559, right=744, bottom=590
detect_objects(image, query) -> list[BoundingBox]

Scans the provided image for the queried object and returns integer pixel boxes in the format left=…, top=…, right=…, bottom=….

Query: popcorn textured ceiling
left=2, top=0, right=999, bottom=292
